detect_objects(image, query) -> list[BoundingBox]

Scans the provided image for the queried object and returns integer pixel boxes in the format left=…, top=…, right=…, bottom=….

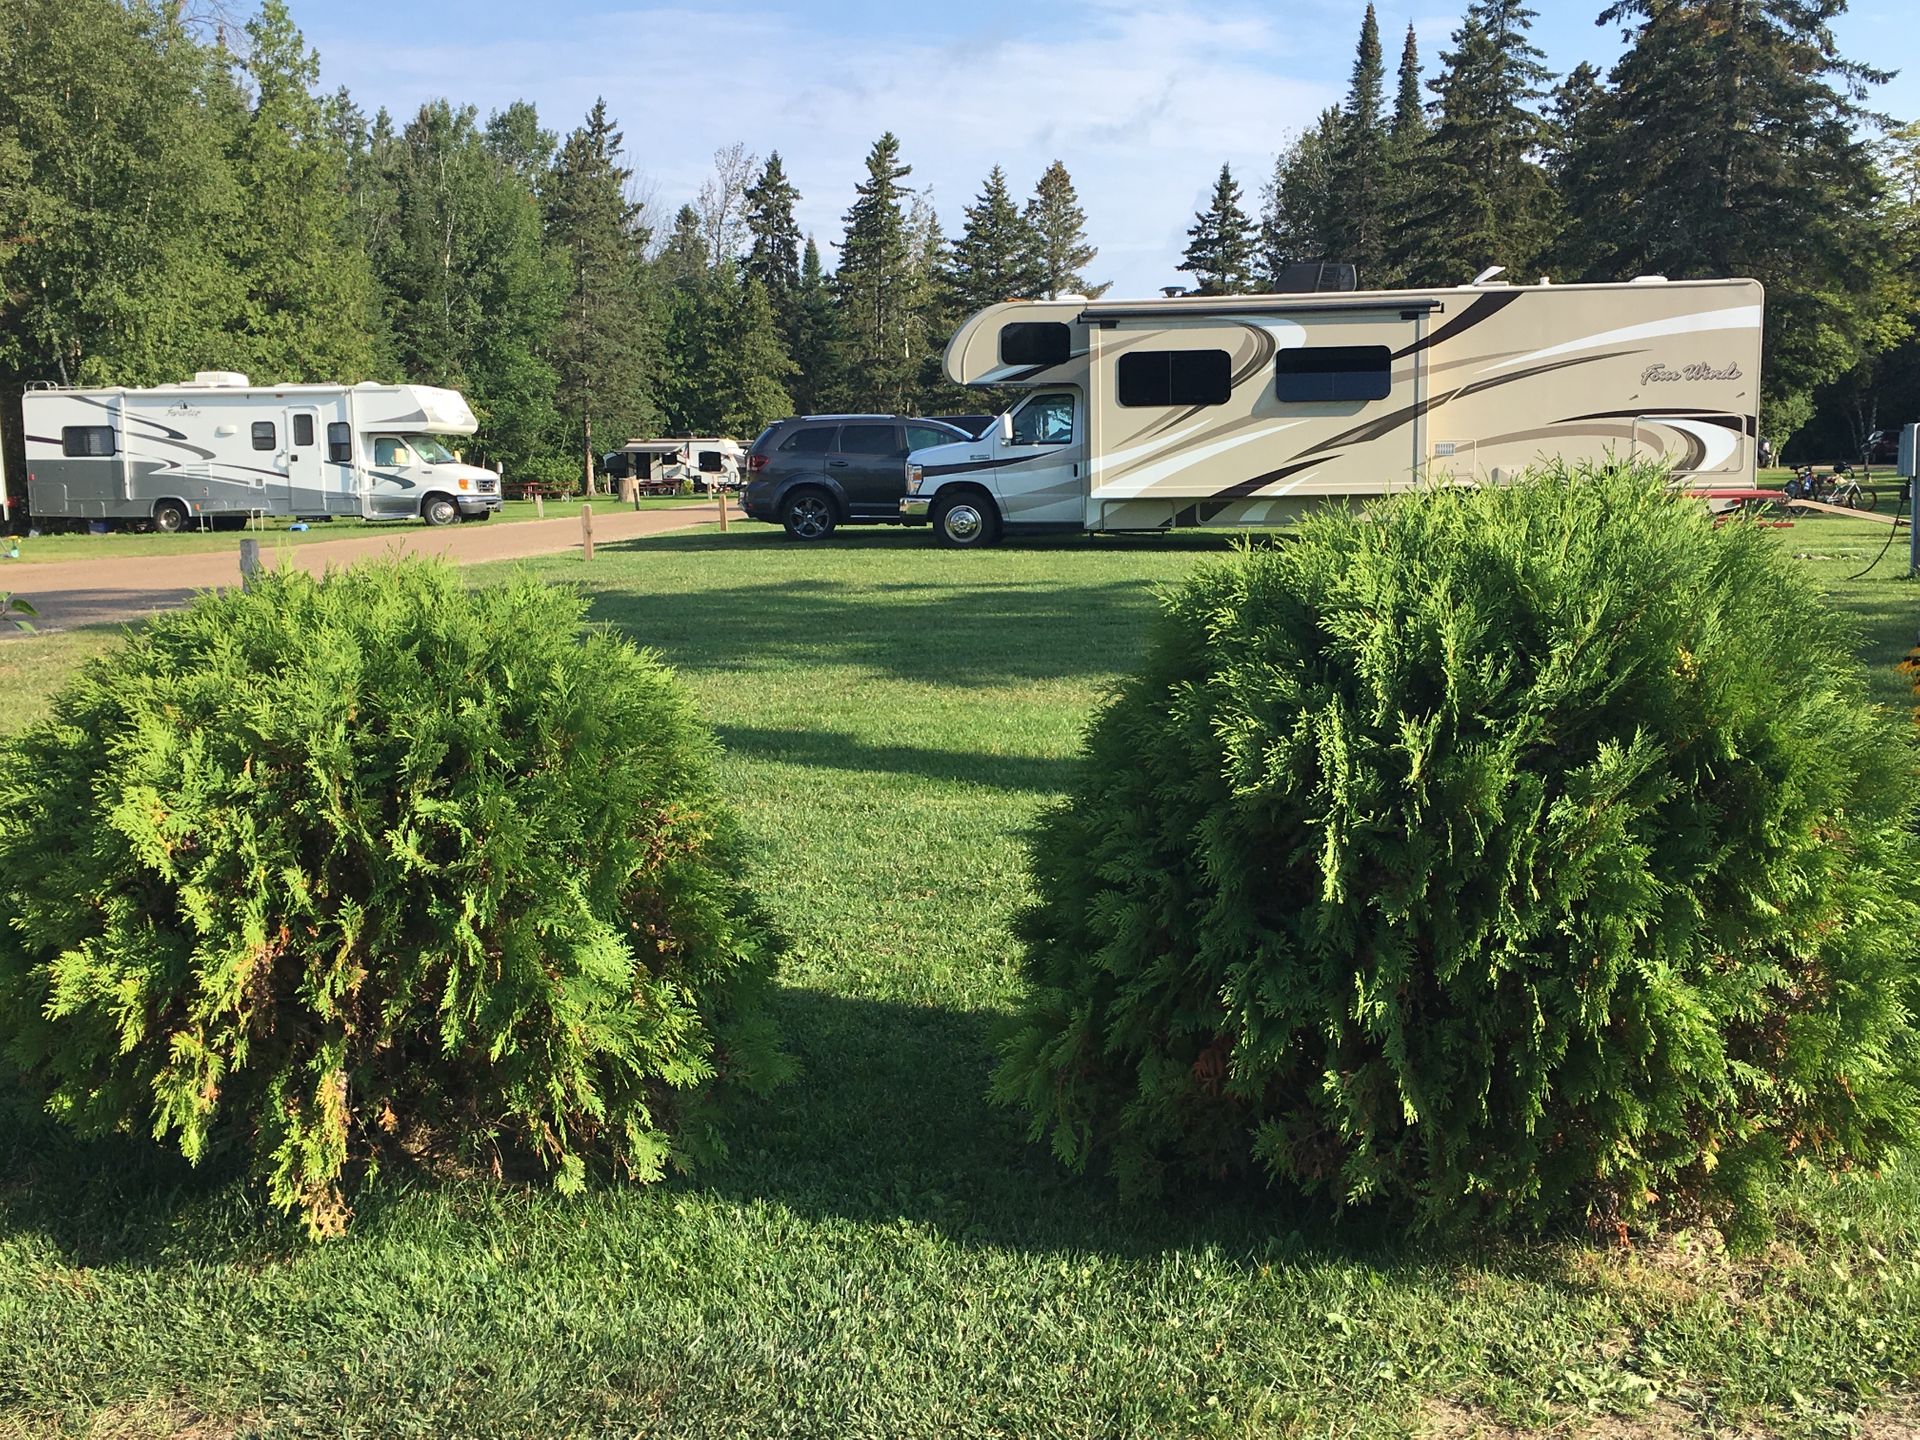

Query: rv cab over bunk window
left=60, top=425, right=115, bottom=457
left=1274, top=345, right=1392, bottom=402
left=1001, top=322, right=1072, bottom=367
left=1116, top=349, right=1233, bottom=407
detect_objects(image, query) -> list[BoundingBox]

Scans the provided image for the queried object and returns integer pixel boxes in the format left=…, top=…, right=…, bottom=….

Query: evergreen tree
left=1179, top=163, right=1256, bottom=295
left=788, top=236, right=848, bottom=414
left=1390, top=2, right=1557, bottom=286
left=948, top=166, right=1045, bottom=315
left=545, top=99, right=654, bottom=492
left=834, top=132, right=922, bottom=411
left=659, top=262, right=794, bottom=438
left=1324, top=5, right=1389, bottom=282
left=743, top=151, right=802, bottom=318
left=1391, top=23, right=1426, bottom=146
left=1567, top=0, right=1895, bottom=446
left=656, top=203, right=709, bottom=291
left=225, top=0, right=380, bottom=381
left=1026, top=161, right=1104, bottom=298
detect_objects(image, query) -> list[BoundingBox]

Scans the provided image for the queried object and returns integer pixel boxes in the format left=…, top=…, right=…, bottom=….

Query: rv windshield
left=403, top=434, right=459, bottom=464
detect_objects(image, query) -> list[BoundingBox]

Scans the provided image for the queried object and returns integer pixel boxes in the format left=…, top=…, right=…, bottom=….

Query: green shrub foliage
left=994, top=465, right=1920, bottom=1241
left=0, top=559, right=785, bottom=1235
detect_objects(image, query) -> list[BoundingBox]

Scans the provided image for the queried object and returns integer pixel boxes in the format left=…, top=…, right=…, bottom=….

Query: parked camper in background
left=601, top=437, right=744, bottom=493
left=21, top=373, right=500, bottom=529
left=900, top=277, right=1764, bottom=546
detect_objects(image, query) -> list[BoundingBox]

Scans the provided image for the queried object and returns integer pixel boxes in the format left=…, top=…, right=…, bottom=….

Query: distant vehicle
left=1863, top=428, right=1903, bottom=467
left=741, top=415, right=969, bottom=540
left=901, top=276, right=1764, bottom=547
left=929, top=413, right=996, bottom=440
left=602, top=436, right=744, bottom=493
left=21, top=372, right=500, bottom=529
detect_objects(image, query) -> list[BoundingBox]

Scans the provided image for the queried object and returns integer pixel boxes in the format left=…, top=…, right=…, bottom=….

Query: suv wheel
left=932, top=491, right=1000, bottom=549
left=782, top=488, right=836, bottom=541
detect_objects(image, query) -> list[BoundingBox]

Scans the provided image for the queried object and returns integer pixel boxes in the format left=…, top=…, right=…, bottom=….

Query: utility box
left=1898, top=422, right=1919, bottom=477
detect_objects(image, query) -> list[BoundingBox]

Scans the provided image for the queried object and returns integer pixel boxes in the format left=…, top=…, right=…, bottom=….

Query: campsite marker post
left=581, top=504, right=594, bottom=563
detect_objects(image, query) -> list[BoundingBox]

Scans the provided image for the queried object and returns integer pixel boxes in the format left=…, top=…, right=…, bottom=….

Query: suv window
left=905, top=423, right=959, bottom=451
left=779, top=426, right=835, bottom=454
left=1010, top=394, right=1074, bottom=446
left=837, top=424, right=900, bottom=456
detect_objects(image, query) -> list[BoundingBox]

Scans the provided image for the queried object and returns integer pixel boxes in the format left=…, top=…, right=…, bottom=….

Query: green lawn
left=1, top=518, right=1917, bottom=1438
left=2, top=495, right=710, bottom=564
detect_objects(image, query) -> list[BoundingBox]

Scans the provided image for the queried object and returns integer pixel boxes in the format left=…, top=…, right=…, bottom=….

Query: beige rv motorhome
left=899, top=277, right=1763, bottom=546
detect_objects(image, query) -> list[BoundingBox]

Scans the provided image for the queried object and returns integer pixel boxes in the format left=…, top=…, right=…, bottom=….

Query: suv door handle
left=828, top=459, right=849, bottom=468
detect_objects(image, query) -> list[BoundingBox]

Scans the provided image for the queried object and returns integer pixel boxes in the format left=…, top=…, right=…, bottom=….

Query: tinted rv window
left=697, top=450, right=725, bottom=473
left=60, top=425, right=115, bottom=457
left=1000, top=322, right=1072, bottom=367
left=1116, top=349, right=1233, bottom=407
left=1275, top=345, right=1392, bottom=402
left=326, top=422, right=352, bottom=463
left=251, top=421, right=276, bottom=450
left=292, top=414, right=314, bottom=446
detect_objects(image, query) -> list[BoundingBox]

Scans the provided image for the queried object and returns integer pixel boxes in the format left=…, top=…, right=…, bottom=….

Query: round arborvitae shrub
left=0, top=558, right=786, bottom=1236
left=994, top=464, right=1920, bottom=1243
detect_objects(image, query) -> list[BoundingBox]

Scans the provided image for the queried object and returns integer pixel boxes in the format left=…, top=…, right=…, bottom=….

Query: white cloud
left=315, top=0, right=1341, bottom=295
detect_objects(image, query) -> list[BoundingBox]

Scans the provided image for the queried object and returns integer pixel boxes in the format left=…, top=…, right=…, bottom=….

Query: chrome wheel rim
left=943, top=504, right=982, bottom=542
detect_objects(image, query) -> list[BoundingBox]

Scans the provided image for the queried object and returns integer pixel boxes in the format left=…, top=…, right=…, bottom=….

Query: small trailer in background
left=21, top=372, right=501, bottom=530
left=601, top=437, right=744, bottom=496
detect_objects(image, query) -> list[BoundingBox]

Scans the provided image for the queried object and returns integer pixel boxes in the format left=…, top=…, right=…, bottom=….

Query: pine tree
left=660, top=262, right=794, bottom=438
left=834, top=132, right=921, bottom=411
left=1179, top=163, right=1256, bottom=295
left=1324, top=5, right=1389, bottom=283
left=1566, top=0, right=1894, bottom=446
left=1390, top=1, right=1557, bottom=286
left=545, top=99, right=654, bottom=492
left=743, top=151, right=803, bottom=318
left=948, top=166, right=1045, bottom=315
left=657, top=203, right=708, bottom=291
left=226, top=0, right=381, bottom=380
left=788, top=236, right=847, bottom=414
left=1026, top=161, right=1104, bottom=298
left=1391, top=23, right=1426, bottom=146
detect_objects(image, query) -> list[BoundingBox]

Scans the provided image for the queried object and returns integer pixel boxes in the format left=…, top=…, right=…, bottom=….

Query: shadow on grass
left=716, top=724, right=1080, bottom=794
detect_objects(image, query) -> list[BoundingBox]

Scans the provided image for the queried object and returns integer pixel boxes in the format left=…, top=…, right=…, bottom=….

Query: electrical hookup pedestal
left=1903, top=423, right=1920, bottom=578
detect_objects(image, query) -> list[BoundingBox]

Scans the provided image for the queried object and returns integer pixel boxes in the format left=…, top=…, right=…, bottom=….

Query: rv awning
left=1078, top=295, right=1446, bottom=323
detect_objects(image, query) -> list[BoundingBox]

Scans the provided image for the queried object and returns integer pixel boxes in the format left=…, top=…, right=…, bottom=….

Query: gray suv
left=743, top=415, right=969, bottom=540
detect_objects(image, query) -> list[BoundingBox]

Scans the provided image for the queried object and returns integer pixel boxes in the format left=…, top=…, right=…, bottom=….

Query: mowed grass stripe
left=0, top=519, right=1916, bottom=1438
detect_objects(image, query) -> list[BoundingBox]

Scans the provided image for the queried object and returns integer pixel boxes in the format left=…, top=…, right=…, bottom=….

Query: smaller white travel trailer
left=601, top=437, right=744, bottom=493
left=900, top=277, right=1764, bottom=546
left=21, top=373, right=502, bottom=529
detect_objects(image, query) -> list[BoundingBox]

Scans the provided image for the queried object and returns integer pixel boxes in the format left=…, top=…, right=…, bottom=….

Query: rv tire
left=932, top=489, right=1000, bottom=549
left=152, top=500, right=190, bottom=534
left=422, top=495, right=460, bottom=527
left=781, top=487, right=837, bottom=541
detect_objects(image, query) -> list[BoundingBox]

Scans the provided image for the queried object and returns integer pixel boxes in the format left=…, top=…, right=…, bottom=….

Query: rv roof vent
left=1161, top=285, right=1189, bottom=297
left=183, top=370, right=250, bottom=388
left=1053, top=293, right=1088, bottom=302
left=1272, top=262, right=1357, bottom=294
left=1470, top=265, right=1507, bottom=286
left=1631, top=274, right=1670, bottom=284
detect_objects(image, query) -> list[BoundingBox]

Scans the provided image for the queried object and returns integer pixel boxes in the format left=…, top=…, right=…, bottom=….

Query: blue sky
left=311, top=1, right=1916, bottom=297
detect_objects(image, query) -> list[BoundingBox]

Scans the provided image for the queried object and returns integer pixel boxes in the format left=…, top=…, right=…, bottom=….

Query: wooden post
left=239, top=538, right=261, bottom=589
left=717, top=489, right=729, bottom=532
left=534, top=493, right=545, bottom=520
left=581, top=503, right=594, bottom=562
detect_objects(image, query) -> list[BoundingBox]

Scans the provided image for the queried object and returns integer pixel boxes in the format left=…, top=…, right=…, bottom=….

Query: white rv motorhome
left=21, top=373, right=502, bottom=530
left=900, top=277, right=1764, bottom=546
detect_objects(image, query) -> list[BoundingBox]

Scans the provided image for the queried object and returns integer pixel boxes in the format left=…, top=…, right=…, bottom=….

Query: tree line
left=0, top=0, right=1103, bottom=493
left=2, top=0, right=1913, bottom=490
left=1176, top=0, right=1919, bottom=454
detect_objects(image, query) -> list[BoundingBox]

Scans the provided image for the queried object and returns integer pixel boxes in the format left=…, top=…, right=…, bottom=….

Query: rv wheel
left=422, top=495, right=460, bottom=527
left=932, top=491, right=1001, bottom=549
left=152, top=500, right=189, bottom=534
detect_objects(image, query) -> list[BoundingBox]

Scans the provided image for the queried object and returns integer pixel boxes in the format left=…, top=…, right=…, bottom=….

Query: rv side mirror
left=998, top=413, right=1013, bottom=445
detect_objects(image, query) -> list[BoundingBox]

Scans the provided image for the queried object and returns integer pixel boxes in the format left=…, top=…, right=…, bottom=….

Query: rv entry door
left=283, top=406, right=325, bottom=516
